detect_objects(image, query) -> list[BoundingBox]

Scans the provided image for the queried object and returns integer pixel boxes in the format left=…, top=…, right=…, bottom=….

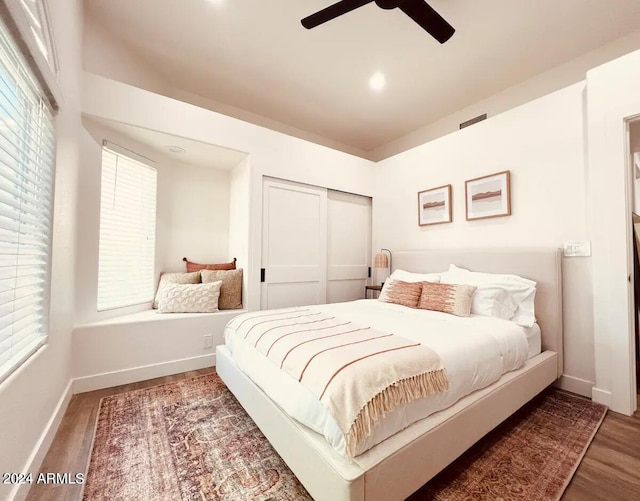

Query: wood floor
left=563, top=397, right=640, bottom=500
left=25, top=368, right=215, bottom=501
left=26, top=371, right=640, bottom=501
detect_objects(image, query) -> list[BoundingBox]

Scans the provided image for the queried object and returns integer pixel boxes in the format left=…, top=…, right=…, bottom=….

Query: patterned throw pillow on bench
left=201, top=269, right=243, bottom=310
left=153, top=271, right=201, bottom=309
left=157, top=281, right=223, bottom=313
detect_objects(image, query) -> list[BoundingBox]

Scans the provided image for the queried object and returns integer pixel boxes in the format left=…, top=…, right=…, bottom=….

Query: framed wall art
left=465, top=170, right=511, bottom=221
left=418, top=184, right=452, bottom=226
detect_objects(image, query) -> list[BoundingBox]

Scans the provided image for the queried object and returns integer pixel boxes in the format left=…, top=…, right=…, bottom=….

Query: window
left=97, top=145, right=157, bottom=311
left=17, top=0, right=58, bottom=73
left=0, top=15, right=55, bottom=383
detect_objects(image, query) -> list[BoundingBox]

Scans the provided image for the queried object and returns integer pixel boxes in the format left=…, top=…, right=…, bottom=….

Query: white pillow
left=153, top=271, right=201, bottom=309
left=441, top=265, right=537, bottom=327
left=388, top=269, right=441, bottom=283
left=378, top=269, right=441, bottom=303
left=157, top=281, right=222, bottom=313
left=446, top=264, right=536, bottom=287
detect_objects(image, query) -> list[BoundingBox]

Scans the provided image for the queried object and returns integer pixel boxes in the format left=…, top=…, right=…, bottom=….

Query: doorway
left=629, top=120, right=640, bottom=393
left=586, top=52, right=640, bottom=416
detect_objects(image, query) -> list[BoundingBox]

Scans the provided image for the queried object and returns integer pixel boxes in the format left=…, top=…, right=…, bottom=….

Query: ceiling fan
left=301, top=0, right=455, bottom=44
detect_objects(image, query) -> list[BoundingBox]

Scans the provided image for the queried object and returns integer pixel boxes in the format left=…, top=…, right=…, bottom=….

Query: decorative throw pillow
left=183, top=257, right=237, bottom=273
left=379, top=279, right=423, bottom=308
left=157, top=281, right=222, bottom=313
left=153, top=271, right=201, bottom=309
left=201, top=269, right=243, bottom=310
left=418, top=282, right=477, bottom=317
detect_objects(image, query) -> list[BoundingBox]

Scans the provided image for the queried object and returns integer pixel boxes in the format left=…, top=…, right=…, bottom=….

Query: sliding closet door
left=327, top=190, right=372, bottom=303
left=261, top=178, right=327, bottom=309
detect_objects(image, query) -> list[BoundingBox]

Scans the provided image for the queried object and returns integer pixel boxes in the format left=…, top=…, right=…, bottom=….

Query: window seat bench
left=72, top=309, right=247, bottom=393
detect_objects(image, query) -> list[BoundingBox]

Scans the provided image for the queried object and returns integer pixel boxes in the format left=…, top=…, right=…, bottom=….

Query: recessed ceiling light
left=166, top=145, right=186, bottom=154
left=369, top=72, right=386, bottom=92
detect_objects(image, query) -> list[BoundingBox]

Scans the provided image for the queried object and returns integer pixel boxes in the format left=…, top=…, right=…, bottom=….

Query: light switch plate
left=563, top=241, right=591, bottom=257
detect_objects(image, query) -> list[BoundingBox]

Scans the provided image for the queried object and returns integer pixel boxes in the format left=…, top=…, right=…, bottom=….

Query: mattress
left=225, top=299, right=534, bottom=458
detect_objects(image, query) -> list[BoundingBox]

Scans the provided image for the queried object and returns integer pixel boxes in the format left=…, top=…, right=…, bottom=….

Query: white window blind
left=0, top=15, right=55, bottom=383
left=97, top=146, right=157, bottom=311
left=18, top=0, right=57, bottom=72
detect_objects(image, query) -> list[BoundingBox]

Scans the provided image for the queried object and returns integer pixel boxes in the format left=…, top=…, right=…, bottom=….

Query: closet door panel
left=262, top=282, right=323, bottom=310
left=327, top=191, right=372, bottom=304
left=261, top=179, right=327, bottom=309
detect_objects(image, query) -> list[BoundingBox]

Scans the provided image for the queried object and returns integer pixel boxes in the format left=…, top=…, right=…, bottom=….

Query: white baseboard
left=592, top=387, right=612, bottom=407
left=11, top=379, right=73, bottom=501
left=72, top=353, right=216, bottom=394
left=555, top=375, right=594, bottom=397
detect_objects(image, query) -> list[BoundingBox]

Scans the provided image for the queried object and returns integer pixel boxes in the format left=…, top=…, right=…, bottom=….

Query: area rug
left=83, top=374, right=606, bottom=501
left=82, top=373, right=312, bottom=501
left=409, top=389, right=608, bottom=500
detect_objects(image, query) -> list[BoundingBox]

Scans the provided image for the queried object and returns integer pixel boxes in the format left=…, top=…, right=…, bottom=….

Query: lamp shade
left=374, top=252, right=389, bottom=269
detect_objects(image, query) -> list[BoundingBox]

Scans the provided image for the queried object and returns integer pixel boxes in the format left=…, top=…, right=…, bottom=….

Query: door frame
left=586, top=52, right=640, bottom=415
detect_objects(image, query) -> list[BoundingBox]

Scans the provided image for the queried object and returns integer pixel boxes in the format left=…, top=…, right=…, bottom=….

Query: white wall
left=76, top=119, right=233, bottom=325
left=156, top=160, right=231, bottom=273
left=0, top=1, right=82, bottom=500
left=72, top=310, right=243, bottom=393
left=228, top=157, right=251, bottom=307
left=373, top=83, right=595, bottom=395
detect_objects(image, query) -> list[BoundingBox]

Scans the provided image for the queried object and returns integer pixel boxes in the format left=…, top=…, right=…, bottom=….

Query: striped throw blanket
left=227, top=307, right=449, bottom=456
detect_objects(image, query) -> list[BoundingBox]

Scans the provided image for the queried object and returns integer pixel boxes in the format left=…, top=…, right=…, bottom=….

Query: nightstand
left=365, top=285, right=382, bottom=299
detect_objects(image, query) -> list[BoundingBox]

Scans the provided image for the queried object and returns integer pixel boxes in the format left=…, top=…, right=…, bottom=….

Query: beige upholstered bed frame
left=216, top=248, right=563, bottom=501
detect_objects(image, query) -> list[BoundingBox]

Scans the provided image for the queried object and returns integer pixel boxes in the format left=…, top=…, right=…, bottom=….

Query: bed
left=216, top=248, right=563, bottom=501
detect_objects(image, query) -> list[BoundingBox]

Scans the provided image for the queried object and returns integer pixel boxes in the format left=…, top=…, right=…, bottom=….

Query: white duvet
left=224, top=299, right=536, bottom=458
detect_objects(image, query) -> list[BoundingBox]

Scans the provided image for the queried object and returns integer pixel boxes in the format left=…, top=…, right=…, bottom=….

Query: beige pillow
left=157, top=281, right=222, bottom=313
left=379, top=279, right=423, bottom=308
left=418, top=282, right=477, bottom=317
left=153, top=271, right=201, bottom=309
left=201, top=269, right=243, bottom=310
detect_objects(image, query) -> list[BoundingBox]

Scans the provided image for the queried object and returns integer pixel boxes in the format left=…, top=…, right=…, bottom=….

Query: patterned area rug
left=409, top=389, right=607, bottom=500
left=83, top=374, right=606, bottom=501
left=82, top=373, right=311, bottom=501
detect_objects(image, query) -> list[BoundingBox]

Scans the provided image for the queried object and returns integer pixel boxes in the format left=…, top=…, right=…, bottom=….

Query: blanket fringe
left=345, top=369, right=449, bottom=457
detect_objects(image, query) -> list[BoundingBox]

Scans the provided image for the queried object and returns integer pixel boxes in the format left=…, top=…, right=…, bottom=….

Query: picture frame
left=418, top=184, right=452, bottom=226
left=465, top=170, right=511, bottom=221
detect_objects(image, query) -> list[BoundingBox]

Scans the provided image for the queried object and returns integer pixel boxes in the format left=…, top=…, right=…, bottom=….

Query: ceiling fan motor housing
left=375, top=0, right=405, bottom=9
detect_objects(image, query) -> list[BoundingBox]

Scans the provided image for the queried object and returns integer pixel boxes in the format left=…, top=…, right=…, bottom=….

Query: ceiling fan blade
left=302, top=0, right=374, bottom=29
left=399, top=0, right=455, bottom=43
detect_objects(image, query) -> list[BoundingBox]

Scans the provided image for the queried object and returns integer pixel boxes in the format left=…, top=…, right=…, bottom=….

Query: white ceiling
left=86, top=0, right=640, bottom=154
left=84, top=115, right=248, bottom=171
